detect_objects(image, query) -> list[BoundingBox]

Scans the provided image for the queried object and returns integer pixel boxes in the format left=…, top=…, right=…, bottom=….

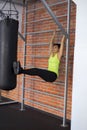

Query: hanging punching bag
left=0, top=17, right=19, bottom=90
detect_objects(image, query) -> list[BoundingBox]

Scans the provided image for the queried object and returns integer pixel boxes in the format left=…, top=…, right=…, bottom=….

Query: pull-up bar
left=40, top=0, right=68, bottom=38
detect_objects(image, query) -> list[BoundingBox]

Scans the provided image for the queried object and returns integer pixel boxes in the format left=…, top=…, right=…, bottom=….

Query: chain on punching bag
left=0, top=17, right=19, bottom=90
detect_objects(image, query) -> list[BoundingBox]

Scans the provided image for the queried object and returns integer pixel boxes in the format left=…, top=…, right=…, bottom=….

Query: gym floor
left=0, top=98, right=70, bottom=130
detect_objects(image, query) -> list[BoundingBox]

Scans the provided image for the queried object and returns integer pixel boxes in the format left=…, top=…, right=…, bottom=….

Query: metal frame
left=40, top=0, right=68, bottom=38
left=18, top=0, right=71, bottom=127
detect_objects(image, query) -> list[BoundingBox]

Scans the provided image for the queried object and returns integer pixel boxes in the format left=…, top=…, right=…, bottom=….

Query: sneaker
left=13, top=61, right=22, bottom=75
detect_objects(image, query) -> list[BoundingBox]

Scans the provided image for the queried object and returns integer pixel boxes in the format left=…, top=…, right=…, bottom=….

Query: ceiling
left=0, top=0, right=25, bottom=6
left=0, top=0, right=38, bottom=6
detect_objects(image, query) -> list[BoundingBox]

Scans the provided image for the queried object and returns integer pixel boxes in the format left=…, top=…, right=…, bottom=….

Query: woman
left=13, top=31, right=66, bottom=82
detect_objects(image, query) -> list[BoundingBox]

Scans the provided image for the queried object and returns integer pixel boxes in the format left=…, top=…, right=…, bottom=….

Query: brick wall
left=2, top=0, right=76, bottom=120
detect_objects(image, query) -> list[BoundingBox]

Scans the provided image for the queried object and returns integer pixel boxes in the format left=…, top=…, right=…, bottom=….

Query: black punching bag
left=0, top=17, right=19, bottom=90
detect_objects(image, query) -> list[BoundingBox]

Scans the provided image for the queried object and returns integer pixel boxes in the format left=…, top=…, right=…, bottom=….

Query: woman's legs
left=22, top=68, right=57, bottom=82
left=13, top=62, right=57, bottom=82
left=13, top=61, right=57, bottom=82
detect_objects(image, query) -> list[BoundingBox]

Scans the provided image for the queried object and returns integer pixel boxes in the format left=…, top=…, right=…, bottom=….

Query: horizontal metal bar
left=25, top=28, right=67, bottom=35
left=41, top=0, right=68, bottom=38
left=24, top=98, right=63, bottom=112
left=26, top=29, right=74, bottom=36
left=27, top=1, right=67, bottom=13
left=23, top=66, right=47, bottom=70
left=30, top=55, right=48, bottom=58
left=25, top=29, right=57, bottom=35
left=26, top=14, right=67, bottom=24
left=0, top=101, right=18, bottom=105
left=18, top=32, right=26, bottom=42
left=24, top=54, right=48, bottom=58
left=26, top=42, right=49, bottom=46
left=23, top=65, right=35, bottom=68
left=24, top=54, right=73, bottom=60
left=26, top=43, right=74, bottom=48
left=24, top=29, right=75, bottom=36
left=24, top=77, right=65, bottom=86
left=54, top=81, right=65, bottom=86
left=24, top=87, right=64, bottom=99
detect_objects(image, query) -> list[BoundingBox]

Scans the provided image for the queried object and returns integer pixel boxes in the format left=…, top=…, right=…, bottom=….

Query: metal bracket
left=18, top=32, right=26, bottom=42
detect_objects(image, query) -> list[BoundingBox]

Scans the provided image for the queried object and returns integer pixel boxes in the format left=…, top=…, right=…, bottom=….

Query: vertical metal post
left=21, top=0, right=27, bottom=111
left=0, top=90, right=2, bottom=101
left=61, top=0, right=71, bottom=127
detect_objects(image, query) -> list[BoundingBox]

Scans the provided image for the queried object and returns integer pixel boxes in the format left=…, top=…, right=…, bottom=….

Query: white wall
left=71, top=0, right=87, bottom=130
left=0, top=2, right=23, bottom=32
